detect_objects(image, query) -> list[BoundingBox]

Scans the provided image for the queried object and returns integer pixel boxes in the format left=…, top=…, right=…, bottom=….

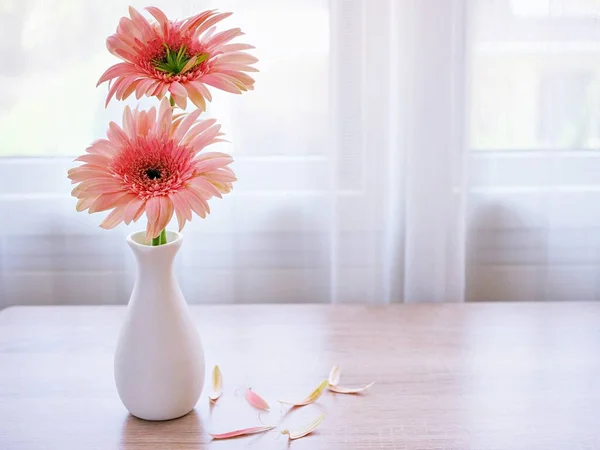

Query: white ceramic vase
left=114, top=230, right=205, bottom=421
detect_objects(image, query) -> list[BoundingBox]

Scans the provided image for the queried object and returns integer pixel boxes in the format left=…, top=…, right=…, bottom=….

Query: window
left=468, top=0, right=600, bottom=301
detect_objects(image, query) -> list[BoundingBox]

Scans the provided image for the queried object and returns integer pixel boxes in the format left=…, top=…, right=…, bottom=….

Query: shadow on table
left=120, top=409, right=205, bottom=449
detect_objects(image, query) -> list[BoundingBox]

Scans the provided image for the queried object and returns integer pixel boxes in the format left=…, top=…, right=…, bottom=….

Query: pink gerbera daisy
left=68, top=98, right=236, bottom=240
left=98, top=6, right=258, bottom=109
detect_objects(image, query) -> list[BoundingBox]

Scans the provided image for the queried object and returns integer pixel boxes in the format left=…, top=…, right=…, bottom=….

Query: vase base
left=128, top=407, right=196, bottom=422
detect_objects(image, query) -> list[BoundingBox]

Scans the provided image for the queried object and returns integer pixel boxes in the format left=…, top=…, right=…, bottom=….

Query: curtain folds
left=329, top=0, right=468, bottom=303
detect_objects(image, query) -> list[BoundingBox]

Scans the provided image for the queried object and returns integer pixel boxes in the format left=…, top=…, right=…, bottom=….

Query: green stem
left=151, top=229, right=167, bottom=246
left=169, top=95, right=175, bottom=108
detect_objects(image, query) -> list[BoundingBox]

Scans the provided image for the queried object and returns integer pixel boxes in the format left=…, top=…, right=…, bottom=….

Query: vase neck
left=127, top=231, right=183, bottom=277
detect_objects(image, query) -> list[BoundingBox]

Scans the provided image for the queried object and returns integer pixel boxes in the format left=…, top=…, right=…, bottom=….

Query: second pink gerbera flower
left=68, top=98, right=236, bottom=240
left=98, top=6, right=258, bottom=109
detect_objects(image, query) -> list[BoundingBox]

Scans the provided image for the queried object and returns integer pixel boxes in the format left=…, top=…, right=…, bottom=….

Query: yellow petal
left=328, top=365, right=340, bottom=386
left=279, top=380, right=328, bottom=406
left=208, top=365, right=222, bottom=401
left=328, top=381, right=375, bottom=394
left=281, top=414, right=326, bottom=440
left=210, top=425, right=275, bottom=440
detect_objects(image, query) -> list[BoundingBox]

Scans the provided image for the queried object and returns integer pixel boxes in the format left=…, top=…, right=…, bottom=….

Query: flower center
left=145, top=168, right=162, bottom=180
left=152, top=44, right=209, bottom=76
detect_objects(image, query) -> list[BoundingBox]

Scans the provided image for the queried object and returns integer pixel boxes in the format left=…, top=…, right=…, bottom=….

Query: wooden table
left=1, top=303, right=599, bottom=449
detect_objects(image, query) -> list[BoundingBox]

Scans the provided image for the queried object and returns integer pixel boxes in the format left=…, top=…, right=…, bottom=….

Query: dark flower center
left=146, top=168, right=162, bottom=180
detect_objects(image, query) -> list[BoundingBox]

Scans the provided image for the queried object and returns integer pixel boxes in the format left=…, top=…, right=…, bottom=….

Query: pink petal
left=145, top=196, right=161, bottom=239
left=193, top=12, right=232, bottom=38
left=75, top=153, right=111, bottom=166
left=279, top=380, right=328, bottom=406
left=200, top=26, right=217, bottom=44
left=210, top=426, right=275, bottom=440
left=196, top=151, right=235, bottom=161
left=211, top=63, right=259, bottom=73
left=246, top=388, right=269, bottom=411
left=210, top=180, right=232, bottom=195
left=185, top=82, right=207, bottom=111
left=173, top=108, right=202, bottom=143
left=203, top=170, right=236, bottom=184
left=133, top=202, right=146, bottom=222
left=115, top=75, right=141, bottom=101
left=220, top=43, right=256, bottom=52
left=76, top=196, right=97, bottom=212
left=68, top=168, right=109, bottom=183
left=121, top=78, right=142, bottom=101
left=181, top=189, right=208, bottom=218
left=169, top=81, right=187, bottom=98
left=89, top=191, right=132, bottom=213
left=217, top=73, right=248, bottom=91
left=202, top=74, right=242, bottom=94
left=107, top=122, right=129, bottom=147
left=99, top=206, right=126, bottom=230
left=113, top=48, right=136, bottom=62
left=124, top=197, right=145, bottom=224
left=195, top=157, right=233, bottom=174
left=135, top=78, right=156, bottom=99
left=86, top=139, right=117, bottom=157
left=122, top=106, right=135, bottom=137
left=128, top=6, right=154, bottom=41
left=146, top=104, right=157, bottom=127
left=145, top=6, right=169, bottom=37
left=156, top=98, right=173, bottom=134
left=188, top=124, right=222, bottom=151
left=182, top=119, right=217, bottom=145
left=205, top=28, right=244, bottom=48
left=190, top=81, right=212, bottom=102
left=150, top=81, right=165, bottom=96
left=105, top=76, right=126, bottom=107
left=135, top=110, right=150, bottom=136
left=169, top=192, right=193, bottom=221
left=215, top=52, right=259, bottom=65
left=75, top=180, right=122, bottom=196
left=190, top=177, right=222, bottom=199
left=181, top=10, right=216, bottom=35
left=155, top=196, right=174, bottom=234
left=156, top=82, right=170, bottom=100
left=106, top=36, right=135, bottom=60
left=171, top=114, right=186, bottom=134
left=175, top=209, right=186, bottom=232
left=207, top=138, right=230, bottom=146
left=117, top=16, right=142, bottom=43
left=172, top=94, right=187, bottom=110
left=97, top=62, right=136, bottom=86
left=219, top=70, right=255, bottom=87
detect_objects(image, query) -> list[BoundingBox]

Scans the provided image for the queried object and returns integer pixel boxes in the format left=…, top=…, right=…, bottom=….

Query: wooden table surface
left=1, top=303, right=599, bottom=449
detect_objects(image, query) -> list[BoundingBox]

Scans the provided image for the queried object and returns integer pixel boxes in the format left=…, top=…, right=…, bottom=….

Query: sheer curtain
left=468, top=0, right=600, bottom=302
left=0, top=0, right=597, bottom=307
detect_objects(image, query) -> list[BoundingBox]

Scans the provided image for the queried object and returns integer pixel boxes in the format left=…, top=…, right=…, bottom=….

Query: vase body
left=114, top=230, right=205, bottom=421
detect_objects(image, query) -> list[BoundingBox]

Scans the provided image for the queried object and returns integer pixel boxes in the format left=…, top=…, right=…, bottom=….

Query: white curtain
left=468, top=0, right=600, bottom=302
left=1, top=0, right=598, bottom=307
